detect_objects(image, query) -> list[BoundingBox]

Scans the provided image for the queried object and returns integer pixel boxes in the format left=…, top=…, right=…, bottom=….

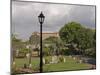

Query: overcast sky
left=12, top=1, right=95, bottom=40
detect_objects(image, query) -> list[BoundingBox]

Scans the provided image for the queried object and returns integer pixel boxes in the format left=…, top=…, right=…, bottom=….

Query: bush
left=45, top=58, right=50, bottom=64
left=43, top=47, right=50, bottom=56
left=59, top=55, right=64, bottom=62
left=63, top=49, right=71, bottom=55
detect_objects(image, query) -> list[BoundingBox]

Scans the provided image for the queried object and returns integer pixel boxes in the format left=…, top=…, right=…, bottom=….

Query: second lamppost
left=38, top=11, right=45, bottom=73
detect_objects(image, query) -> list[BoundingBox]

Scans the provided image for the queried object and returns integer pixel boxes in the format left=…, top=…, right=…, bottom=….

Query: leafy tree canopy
left=59, top=22, right=96, bottom=57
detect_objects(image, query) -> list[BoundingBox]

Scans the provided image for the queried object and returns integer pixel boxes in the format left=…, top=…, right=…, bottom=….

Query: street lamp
left=38, top=11, right=45, bottom=73
left=38, top=12, right=45, bottom=25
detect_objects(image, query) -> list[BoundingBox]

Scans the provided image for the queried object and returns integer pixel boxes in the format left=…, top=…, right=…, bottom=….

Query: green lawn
left=15, top=57, right=40, bottom=70
left=14, top=56, right=91, bottom=72
left=43, top=56, right=91, bottom=72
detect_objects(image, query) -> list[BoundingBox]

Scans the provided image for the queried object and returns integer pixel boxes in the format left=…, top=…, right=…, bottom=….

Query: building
left=30, top=32, right=59, bottom=57
left=32, top=32, right=59, bottom=40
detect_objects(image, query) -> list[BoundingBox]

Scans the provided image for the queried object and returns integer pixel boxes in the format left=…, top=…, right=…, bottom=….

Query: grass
left=43, top=56, right=91, bottom=72
left=14, top=56, right=91, bottom=73
left=15, top=57, right=40, bottom=70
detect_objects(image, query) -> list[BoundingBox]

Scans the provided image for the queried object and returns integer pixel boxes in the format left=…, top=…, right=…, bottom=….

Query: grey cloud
left=12, top=1, right=95, bottom=40
left=67, top=5, right=95, bottom=28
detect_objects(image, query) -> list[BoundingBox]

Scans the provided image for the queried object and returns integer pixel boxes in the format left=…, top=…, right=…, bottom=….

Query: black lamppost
left=38, top=11, right=45, bottom=73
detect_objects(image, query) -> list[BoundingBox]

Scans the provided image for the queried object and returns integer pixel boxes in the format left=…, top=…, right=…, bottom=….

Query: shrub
left=59, top=55, right=64, bottom=62
left=45, top=58, right=50, bottom=64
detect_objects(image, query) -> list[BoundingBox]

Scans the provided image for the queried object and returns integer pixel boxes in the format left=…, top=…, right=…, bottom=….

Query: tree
left=59, top=22, right=83, bottom=44
left=12, top=34, right=28, bottom=58
left=77, top=28, right=95, bottom=51
left=12, top=34, right=23, bottom=54
left=59, top=22, right=96, bottom=57
left=43, top=36, right=64, bottom=56
left=29, top=32, right=40, bottom=47
left=43, top=36, right=56, bottom=56
left=12, top=34, right=23, bottom=50
left=59, top=22, right=83, bottom=55
left=29, top=32, right=40, bottom=56
left=84, top=30, right=96, bottom=58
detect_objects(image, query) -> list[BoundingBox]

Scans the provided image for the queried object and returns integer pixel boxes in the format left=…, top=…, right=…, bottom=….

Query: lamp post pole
left=38, top=12, right=45, bottom=73
left=40, top=22, right=42, bottom=72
